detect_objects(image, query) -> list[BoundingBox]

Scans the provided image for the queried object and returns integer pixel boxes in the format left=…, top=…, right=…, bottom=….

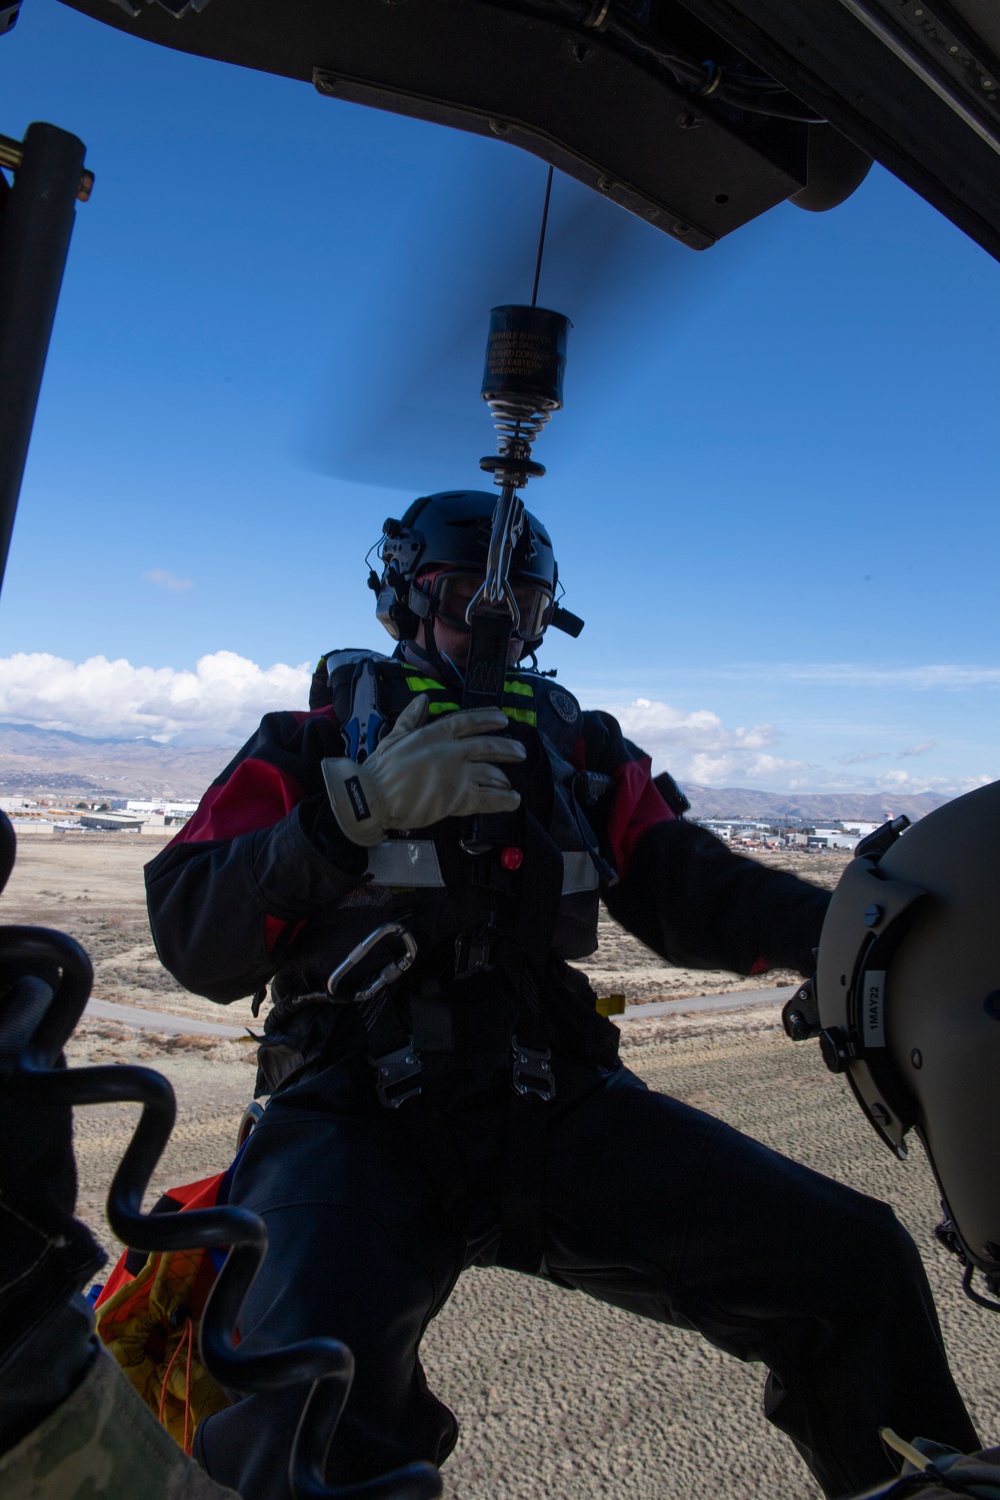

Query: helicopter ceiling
left=45, top=0, right=1000, bottom=264
left=48, top=0, right=872, bottom=254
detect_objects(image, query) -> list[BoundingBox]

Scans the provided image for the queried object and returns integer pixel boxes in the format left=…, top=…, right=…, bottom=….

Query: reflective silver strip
left=366, top=840, right=444, bottom=887
left=367, top=842, right=597, bottom=893
left=562, top=851, right=599, bottom=894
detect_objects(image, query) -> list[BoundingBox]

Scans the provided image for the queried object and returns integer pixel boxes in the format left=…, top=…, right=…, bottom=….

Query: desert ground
left=6, top=832, right=999, bottom=1497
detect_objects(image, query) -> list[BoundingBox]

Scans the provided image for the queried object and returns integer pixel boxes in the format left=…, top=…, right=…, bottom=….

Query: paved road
left=85, top=986, right=799, bottom=1038
left=622, top=984, right=796, bottom=1019
left=85, top=995, right=252, bottom=1038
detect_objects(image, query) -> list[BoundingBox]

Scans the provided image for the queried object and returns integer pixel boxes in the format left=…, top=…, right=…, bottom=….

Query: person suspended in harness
left=145, top=490, right=978, bottom=1499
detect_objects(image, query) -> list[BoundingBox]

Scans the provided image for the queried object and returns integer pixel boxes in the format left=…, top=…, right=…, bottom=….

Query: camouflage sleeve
left=0, top=1347, right=240, bottom=1499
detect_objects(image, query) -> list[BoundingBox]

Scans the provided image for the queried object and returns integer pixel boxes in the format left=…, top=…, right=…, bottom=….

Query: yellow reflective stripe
left=425, top=701, right=535, bottom=723
left=403, top=671, right=534, bottom=722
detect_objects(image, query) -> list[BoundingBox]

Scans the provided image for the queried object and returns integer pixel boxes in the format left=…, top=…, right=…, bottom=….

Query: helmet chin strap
left=402, top=618, right=467, bottom=696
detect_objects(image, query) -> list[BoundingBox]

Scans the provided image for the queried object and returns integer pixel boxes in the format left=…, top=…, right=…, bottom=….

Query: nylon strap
left=495, top=810, right=564, bottom=1275
left=461, top=613, right=514, bottom=710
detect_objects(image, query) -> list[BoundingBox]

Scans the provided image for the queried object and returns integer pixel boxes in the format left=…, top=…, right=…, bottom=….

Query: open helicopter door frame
left=671, top=0, right=1000, bottom=264
left=0, top=120, right=92, bottom=593
left=51, top=0, right=1000, bottom=265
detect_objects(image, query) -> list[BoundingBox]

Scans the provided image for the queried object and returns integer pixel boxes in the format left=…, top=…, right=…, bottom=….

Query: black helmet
left=812, top=781, right=1000, bottom=1305
left=372, top=490, right=580, bottom=653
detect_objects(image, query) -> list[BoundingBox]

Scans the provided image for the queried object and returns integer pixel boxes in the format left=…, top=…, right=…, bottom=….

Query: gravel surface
left=15, top=834, right=1000, bottom=1496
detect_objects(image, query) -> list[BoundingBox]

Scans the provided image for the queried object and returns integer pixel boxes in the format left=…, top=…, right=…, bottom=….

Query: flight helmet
left=370, top=489, right=581, bottom=657
left=812, top=780, right=1000, bottom=1306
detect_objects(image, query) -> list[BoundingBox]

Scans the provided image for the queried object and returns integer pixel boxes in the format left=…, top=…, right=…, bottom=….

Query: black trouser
left=194, top=1061, right=978, bottom=1499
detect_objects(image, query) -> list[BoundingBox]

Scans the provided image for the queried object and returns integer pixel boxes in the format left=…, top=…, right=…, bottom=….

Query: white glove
left=321, top=694, right=526, bottom=847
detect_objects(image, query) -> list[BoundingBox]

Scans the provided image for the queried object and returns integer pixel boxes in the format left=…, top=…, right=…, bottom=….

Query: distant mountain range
left=0, top=721, right=956, bottom=821
left=0, top=722, right=232, bottom=800
left=680, top=784, right=949, bottom=823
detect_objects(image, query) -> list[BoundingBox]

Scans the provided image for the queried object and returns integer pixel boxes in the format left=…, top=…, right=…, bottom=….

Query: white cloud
left=144, top=569, right=193, bottom=593
left=899, top=741, right=935, bottom=757
left=604, top=697, right=993, bottom=795
left=711, top=663, right=1000, bottom=691
left=874, top=768, right=992, bottom=796
left=0, top=652, right=311, bottom=743
left=0, top=663, right=991, bottom=797
left=612, top=697, right=812, bottom=788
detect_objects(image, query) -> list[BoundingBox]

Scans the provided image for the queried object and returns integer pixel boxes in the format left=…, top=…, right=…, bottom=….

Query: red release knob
left=500, top=846, right=523, bottom=871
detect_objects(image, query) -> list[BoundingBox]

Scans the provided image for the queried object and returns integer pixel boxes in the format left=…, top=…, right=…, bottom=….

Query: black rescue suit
left=145, top=654, right=978, bottom=1499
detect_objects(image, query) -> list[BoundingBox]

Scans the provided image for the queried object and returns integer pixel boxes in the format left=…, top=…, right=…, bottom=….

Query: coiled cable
left=0, top=814, right=440, bottom=1499
left=542, top=0, right=826, bottom=120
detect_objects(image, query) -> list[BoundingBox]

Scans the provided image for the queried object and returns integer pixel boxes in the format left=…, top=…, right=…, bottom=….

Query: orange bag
left=93, top=1173, right=232, bottom=1453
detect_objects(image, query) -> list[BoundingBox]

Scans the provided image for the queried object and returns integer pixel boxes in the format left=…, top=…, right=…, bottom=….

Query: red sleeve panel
left=606, top=756, right=675, bottom=877
left=145, top=708, right=366, bottom=1004
left=174, top=758, right=304, bottom=845
left=575, top=711, right=674, bottom=880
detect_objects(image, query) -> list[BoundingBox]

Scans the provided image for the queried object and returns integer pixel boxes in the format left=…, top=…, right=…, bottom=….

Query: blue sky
left=2, top=0, right=999, bottom=794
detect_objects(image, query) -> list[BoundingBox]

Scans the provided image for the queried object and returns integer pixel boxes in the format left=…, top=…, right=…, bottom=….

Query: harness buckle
left=511, top=1036, right=556, bottom=1101
left=453, top=922, right=494, bottom=981
left=373, top=1044, right=423, bottom=1109
left=326, top=923, right=418, bottom=1004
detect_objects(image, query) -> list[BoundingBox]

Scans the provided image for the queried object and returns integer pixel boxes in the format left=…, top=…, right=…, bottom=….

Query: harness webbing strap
left=497, top=1094, right=548, bottom=1275
left=496, top=958, right=552, bottom=1274
left=495, top=810, right=564, bottom=1275
left=462, top=615, right=515, bottom=711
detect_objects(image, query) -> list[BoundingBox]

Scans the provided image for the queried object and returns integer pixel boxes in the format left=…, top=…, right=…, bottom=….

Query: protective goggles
left=418, top=569, right=555, bottom=641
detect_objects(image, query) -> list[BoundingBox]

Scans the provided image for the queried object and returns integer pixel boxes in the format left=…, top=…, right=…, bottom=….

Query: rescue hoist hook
left=462, top=168, right=571, bottom=713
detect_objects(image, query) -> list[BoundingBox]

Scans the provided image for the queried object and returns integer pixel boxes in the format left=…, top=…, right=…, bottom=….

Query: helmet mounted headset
left=369, top=490, right=583, bottom=680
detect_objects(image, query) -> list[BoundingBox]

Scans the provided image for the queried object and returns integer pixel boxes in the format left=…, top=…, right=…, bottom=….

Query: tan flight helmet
left=810, top=780, right=1000, bottom=1307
